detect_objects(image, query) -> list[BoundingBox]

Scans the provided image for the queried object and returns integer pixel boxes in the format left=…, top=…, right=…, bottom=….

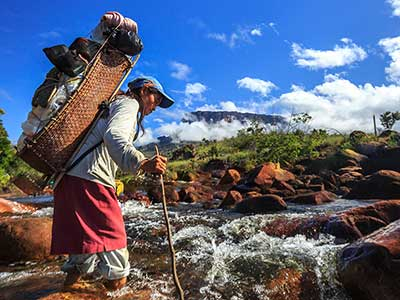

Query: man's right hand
left=139, top=155, right=167, bottom=174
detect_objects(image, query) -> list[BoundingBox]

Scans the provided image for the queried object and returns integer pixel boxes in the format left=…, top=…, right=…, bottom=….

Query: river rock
left=338, top=166, right=363, bottom=175
left=286, top=191, right=336, bottom=205
left=0, top=198, right=37, bottom=214
left=264, top=268, right=320, bottom=300
left=271, top=180, right=296, bottom=196
left=235, top=194, right=287, bottom=213
left=262, top=216, right=329, bottom=239
left=213, top=190, right=227, bottom=200
left=211, top=169, right=226, bottom=178
left=362, top=147, right=400, bottom=174
left=218, top=169, right=241, bottom=185
left=325, top=200, right=400, bottom=242
left=148, top=185, right=180, bottom=204
left=338, top=219, right=400, bottom=300
left=245, top=163, right=295, bottom=188
left=340, top=149, right=368, bottom=163
left=219, top=190, right=243, bottom=209
left=0, top=217, right=52, bottom=262
left=202, top=159, right=227, bottom=172
left=355, top=141, right=386, bottom=157
left=346, top=170, right=400, bottom=199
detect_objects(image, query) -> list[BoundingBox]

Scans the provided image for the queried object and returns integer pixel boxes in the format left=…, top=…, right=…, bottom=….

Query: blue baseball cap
left=127, top=76, right=174, bottom=108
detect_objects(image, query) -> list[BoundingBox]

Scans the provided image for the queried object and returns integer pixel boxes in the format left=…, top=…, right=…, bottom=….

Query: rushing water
left=0, top=197, right=373, bottom=299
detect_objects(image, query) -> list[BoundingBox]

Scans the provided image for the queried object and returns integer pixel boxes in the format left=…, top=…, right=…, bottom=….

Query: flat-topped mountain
left=182, top=111, right=286, bottom=125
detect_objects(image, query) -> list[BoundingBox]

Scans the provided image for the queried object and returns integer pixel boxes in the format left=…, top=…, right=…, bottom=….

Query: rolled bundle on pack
left=102, top=11, right=138, bottom=33
left=91, top=11, right=138, bottom=43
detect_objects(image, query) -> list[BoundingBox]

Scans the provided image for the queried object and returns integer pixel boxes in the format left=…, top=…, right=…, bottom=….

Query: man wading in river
left=50, top=76, right=174, bottom=291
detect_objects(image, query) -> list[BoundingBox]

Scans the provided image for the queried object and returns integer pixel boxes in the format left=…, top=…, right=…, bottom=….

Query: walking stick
left=154, top=145, right=185, bottom=300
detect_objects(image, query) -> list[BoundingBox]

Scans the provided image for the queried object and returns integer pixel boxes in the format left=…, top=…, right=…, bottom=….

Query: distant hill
left=182, top=110, right=286, bottom=125
left=138, top=111, right=286, bottom=156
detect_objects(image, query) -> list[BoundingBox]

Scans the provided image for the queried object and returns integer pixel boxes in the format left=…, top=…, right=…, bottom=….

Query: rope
left=154, top=145, right=185, bottom=300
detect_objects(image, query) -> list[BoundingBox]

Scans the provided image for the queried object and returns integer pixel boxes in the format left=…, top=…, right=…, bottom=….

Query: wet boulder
left=262, top=215, right=329, bottom=239
left=148, top=185, right=180, bottom=204
left=325, top=200, right=400, bottom=242
left=0, top=217, right=52, bottom=262
left=218, top=169, right=241, bottom=185
left=362, top=147, right=400, bottom=174
left=346, top=170, right=400, bottom=199
left=0, top=198, right=37, bottom=214
left=264, top=268, right=320, bottom=300
left=245, top=163, right=295, bottom=188
left=178, top=183, right=213, bottom=203
left=355, top=141, right=386, bottom=157
left=340, top=149, right=368, bottom=164
left=219, top=190, right=243, bottom=209
left=235, top=194, right=287, bottom=214
left=213, top=190, right=227, bottom=200
left=338, top=219, right=400, bottom=300
left=271, top=180, right=296, bottom=196
left=286, top=191, right=337, bottom=205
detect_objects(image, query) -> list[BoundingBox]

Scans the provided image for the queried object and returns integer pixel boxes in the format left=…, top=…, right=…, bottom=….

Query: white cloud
left=387, top=0, right=400, bottom=16
left=237, top=77, right=277, bottom=97
left=38, top=31, right=61, bottom=39
left=250, top=28, right=262, bottom=36
left=134, top=128, right=157, bottom=147
left=207, top=33, right=227, bottom=43
left=183, top=82, right=207, bottom=107
left=185, top=83, right=207, bottom=95
left=156, top=119, right=250, bottom=142
left=170, top=61, right=191, bottom=80
left=0, top=88, right=13, bottom=101
left=273, top=74, right=400, bottom=132
left=268, top=22, right=280, bottom=36
left=291, top=39, right=367, bottom=70
left=379, top=36, right=400, bottom=84
left=207, top=25, right=262, bottom=48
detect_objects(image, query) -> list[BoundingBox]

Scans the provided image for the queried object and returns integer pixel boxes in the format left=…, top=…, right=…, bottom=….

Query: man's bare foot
left=103, top=277, right=127, bottom=291
left=63, top=268, right=82, bottom=289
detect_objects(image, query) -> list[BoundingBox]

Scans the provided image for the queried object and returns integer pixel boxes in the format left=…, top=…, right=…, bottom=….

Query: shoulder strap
left=63, top=100, right=110, bottom=173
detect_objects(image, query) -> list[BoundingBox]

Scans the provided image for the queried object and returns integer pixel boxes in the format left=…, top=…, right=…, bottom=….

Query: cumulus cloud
left=156, top=119, right=250, bottom=142
left=379, top=36, right=400, bottom=84
left=291, top=39, right=367, bottom=70
left=170, top=61, right=191, bottom=80
left=250, top=28, right=262, bottom=36
left=237, top=77, right=277, bottom=97
left=183, top=82, right=207, bottom=107
left=274, top=74, right=400, bottom=132
left=387, top=0, right=400, bottom=16
left=134, top=128, right=158, bottom=146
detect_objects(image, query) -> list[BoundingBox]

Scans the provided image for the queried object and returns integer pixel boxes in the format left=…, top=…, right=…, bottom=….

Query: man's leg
left=61, top=253, right=99, bottom=287
left=97, top=247, right=130, bottom=290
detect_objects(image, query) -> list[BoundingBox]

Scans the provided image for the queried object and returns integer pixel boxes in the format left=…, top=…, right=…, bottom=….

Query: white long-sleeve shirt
left=67, top=95, right=146, bottom=189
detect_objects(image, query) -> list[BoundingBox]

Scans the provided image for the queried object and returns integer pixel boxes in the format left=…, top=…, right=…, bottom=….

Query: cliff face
left=182, top=111, right=286, bottom=125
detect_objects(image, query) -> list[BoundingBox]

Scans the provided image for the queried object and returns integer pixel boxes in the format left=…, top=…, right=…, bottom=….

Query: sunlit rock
left=0, top=217, right=52, bottom=262
left=338, top=219, right=400, bottom=300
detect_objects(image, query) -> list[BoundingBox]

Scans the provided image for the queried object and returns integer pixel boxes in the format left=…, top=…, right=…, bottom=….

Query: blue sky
left=2, top=0, right=400, bottom=145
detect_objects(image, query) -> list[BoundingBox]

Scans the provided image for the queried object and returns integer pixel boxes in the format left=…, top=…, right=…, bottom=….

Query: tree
left=0, top=109, right=15, bottom=187
left=380, top=111, right=400, bottom=130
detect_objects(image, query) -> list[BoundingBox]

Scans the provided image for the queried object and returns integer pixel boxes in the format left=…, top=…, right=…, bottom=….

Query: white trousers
left=61, top=247, right=130, bottom=280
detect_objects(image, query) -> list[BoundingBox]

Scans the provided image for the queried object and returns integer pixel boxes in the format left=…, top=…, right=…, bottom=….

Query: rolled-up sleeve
left=103, top=99, right=146, bottom=174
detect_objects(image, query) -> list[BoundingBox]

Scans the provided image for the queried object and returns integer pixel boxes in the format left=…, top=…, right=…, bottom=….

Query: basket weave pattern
left=19, top=48, right=131, bottom=175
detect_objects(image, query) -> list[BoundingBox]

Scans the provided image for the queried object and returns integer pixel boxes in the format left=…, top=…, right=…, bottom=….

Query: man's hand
left=139, top=155, right=167, bottom=174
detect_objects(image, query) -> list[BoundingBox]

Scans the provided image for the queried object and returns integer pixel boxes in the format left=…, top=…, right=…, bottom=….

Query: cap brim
left=158, top=92, right=174, bottom=108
